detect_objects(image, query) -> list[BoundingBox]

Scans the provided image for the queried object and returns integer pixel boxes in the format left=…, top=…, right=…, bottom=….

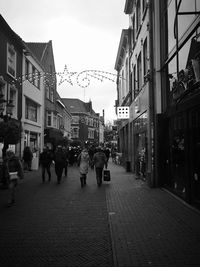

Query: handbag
left=103, top=169, right=111, bottom=181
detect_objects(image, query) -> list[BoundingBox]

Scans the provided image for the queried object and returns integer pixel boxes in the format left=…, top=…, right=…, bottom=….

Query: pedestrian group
left=3, top=145, right=111, bottom=207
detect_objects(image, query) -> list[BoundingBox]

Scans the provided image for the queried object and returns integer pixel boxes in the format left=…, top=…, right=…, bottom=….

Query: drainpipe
left=148, top=0, right=156, bottom=187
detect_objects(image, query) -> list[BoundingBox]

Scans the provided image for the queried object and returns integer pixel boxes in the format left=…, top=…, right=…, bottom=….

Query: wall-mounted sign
left=117, top=106, right=130, bottom=119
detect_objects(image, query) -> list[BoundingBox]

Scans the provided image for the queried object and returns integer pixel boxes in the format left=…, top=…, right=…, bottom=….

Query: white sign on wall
left=117, top=106, right=130, bottom=119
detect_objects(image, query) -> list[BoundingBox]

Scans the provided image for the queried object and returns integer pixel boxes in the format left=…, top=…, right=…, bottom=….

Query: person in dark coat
left=23, top=146, right=33, bottom=171
left=54, top=146, right=66, bottom=184
left=40, top=146, right=53, bottom=183
left=104, top=147, right=110, bottom=168
left=93, top=147, right=107, bottom=186
left=5, top=150, right=24, bottom=206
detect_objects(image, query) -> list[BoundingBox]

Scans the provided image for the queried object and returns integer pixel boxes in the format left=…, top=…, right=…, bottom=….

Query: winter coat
left=40, top=150, right=53, bottom=166
left=5, top=155, right=24, bottom=180
left=23, top=147, right=33, bottom=161
left=78, top=151, right=90, bottom=175
left=93, top=152, right=107, bottom=168
left=54, top=147, right=66, bottom=166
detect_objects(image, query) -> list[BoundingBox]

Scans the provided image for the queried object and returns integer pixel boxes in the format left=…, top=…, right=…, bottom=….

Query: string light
left=12, top=65, right=124, bottom=88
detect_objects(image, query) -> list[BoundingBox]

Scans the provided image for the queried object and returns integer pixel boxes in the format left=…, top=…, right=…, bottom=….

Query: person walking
left=4, top=150, right=24, bottom=206
left=54, top=146, right=66, bottom=184
left=39, top=146, right=53, bottom=183
left=62, top=146, right=69, bottom=177
left=104, top=146, right=110, bottom=169
left=77, top=148, right=90, bottom=187
left=93, top=147, right=107, bottom=186
left=23, top=146, right=33, bottom=171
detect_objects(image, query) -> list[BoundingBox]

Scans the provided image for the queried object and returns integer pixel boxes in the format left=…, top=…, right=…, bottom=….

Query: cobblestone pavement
left=0, top=161, right=200, bottom=267
left=106, top=162, right=200, bottom=267
left=0, top=164, right=113, bottom=267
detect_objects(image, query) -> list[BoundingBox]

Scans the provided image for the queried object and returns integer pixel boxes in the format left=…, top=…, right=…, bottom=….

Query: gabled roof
left=62, top=98, right=97, bottom=116
left=26, top=42, right=48, bottom=62
left=0, top=14, right=24, bottom=49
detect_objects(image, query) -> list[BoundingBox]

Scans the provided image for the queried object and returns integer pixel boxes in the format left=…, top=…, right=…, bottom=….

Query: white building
left=21, top=44, right=45, bottom=169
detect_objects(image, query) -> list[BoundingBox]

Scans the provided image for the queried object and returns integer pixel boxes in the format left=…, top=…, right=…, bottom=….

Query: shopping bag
left=103, top=169, right=111, bottom=181
left=9, top=172, right=19, bottom=180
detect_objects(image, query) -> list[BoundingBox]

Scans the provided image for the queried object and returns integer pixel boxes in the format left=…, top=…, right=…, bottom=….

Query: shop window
left=7, top=43, right=16, bottom=78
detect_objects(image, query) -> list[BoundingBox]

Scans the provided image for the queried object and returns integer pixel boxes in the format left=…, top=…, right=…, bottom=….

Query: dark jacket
left=93, top=152, right=107, bottom=168
left=23, top=147, right=33, bottom=161
left=40, top=150, right=53, bottom=166
left=5, top=156, right=24, bottom=180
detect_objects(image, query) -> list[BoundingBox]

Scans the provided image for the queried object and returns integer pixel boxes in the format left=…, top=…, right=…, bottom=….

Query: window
left=47, top=111, right=52, bottom=126
left=88, top=118, right=93, bottom=126
left=72, top=127, right=79, bottom=138
left=32, top=65, right=36, bottom=86
left=142, top=0, right=147, bottom=13
left=143, top=38, right=148, bottom=80
left=137, top=52, right=142, bottom=91
left=133, top=65, right=137, bottom=98
left=132, top=15, right=136, bottom=46
left=72, top=116, right=79, bottom=124
left=50, top=88, right=54, bottom=102
left=136, top=0, right=141, bottom=32
left=53, top=114, right=57, bottom=128
left=125, top=58, right=129, bottom=95
left=0, top=78, right=6, bottom=114
left=7, top=43, right=17, bottom=78
left=57, top=115, right=62, bottom=129
left=25, top=98, right=37, bottom=122
left=35, top=70, right=40, bottom=89
left=8, top=85, right=17, bottom=118
left=46, top=85, right=50, bottom=99
left=88, top=128, right=94, bottom=139
left=25, top=59, right=29, bottom=80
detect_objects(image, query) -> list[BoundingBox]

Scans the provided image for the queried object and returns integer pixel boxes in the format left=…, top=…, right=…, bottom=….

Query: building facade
left=26, top=41, right=65, bottom=150
left=21, top=43, right=45, bottom=169
left=0, top=15, right=24, bottom=158
left=62, top=98, right=101, bottom=147
left=115, top=0, right=152, bottom=183
left=158, top=0, right=200, bottom=208
left=116, top=0, right=200, bottom=209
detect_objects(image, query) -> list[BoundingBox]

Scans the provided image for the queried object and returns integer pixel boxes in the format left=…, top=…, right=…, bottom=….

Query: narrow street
left=0, top=161, right=200, bottom=267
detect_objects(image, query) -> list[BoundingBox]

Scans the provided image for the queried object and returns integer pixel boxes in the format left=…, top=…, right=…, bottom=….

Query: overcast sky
left=0, top=0, right=128, bottom=122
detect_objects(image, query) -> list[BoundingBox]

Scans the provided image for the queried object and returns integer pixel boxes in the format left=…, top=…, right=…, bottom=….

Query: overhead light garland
left=12, top=65, right=121, bottom=88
